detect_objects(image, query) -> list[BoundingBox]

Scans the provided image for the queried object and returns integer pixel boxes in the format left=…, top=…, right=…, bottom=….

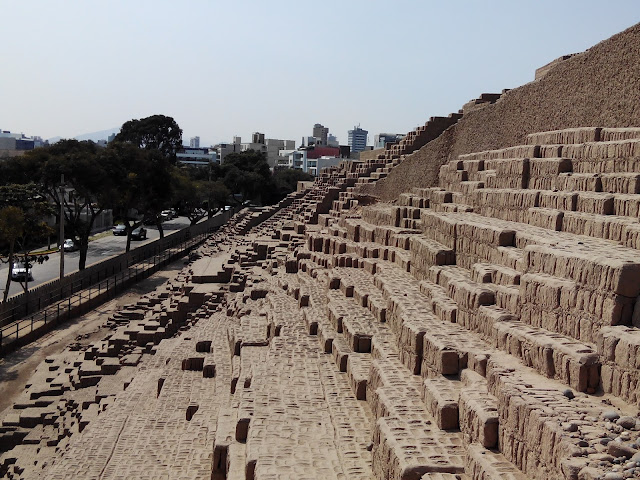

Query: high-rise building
left=348, top=125, right=368, bottom=153
left=312, top=123, right=328, bottom=146
left=190, top=136, right=200, bottom=148
left=252, top=132, right=265, bottom=144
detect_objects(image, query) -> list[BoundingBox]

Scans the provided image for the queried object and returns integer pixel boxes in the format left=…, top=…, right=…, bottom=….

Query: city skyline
left=1, top=1, right=638, bottom=148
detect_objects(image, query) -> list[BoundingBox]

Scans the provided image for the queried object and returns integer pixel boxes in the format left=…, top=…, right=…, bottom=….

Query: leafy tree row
left=0, top=114, right=312, bottom=299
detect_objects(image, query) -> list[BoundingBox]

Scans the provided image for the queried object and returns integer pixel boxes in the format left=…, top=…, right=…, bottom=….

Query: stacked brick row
left=4, top=126, right=640, bottom=480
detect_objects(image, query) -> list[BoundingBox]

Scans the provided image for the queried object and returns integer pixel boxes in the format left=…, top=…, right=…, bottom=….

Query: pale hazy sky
left=1, top=1, right=638, bottom=147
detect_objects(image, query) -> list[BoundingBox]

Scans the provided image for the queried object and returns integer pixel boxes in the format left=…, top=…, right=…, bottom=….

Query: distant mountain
left=74, top=127, right=120, bottom=142
left=46, top=127, right=120, bottom=145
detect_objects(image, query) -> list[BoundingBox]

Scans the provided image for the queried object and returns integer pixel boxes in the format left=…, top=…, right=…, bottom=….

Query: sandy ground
left=0, top=259, right=186, bottom=415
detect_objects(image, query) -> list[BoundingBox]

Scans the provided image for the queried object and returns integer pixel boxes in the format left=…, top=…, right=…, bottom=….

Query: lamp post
left=59, top=174, right=65, bottom=279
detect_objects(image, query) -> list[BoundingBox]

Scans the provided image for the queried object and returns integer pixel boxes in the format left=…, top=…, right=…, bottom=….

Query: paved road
left=0, top=217, right=192, bottom=299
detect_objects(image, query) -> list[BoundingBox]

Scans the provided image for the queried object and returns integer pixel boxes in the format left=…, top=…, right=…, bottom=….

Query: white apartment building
left=176, top=147, right=217, bottom=166
left=277, top=150, right=342, bottom=176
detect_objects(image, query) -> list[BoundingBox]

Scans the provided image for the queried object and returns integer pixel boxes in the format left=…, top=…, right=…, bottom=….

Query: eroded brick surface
left=5, top=118, right=640, bottom=480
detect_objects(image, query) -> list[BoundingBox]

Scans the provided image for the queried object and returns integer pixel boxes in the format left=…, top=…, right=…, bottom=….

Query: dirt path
left=0, top=260, right=186, bottom=415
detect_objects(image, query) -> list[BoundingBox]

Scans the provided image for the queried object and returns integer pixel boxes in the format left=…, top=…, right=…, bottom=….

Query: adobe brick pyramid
left=4, top=24, right=640, bottom=480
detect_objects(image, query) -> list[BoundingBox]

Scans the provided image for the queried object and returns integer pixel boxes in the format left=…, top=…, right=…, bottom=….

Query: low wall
left=358, top=148, right=385, bottom=162
left=297, top=181, right=314, bottom=192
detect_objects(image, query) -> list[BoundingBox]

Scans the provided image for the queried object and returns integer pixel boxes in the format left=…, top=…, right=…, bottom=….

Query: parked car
left=161, top=209, right=178, bottom=221
left=131, top=227, right=147, bottom=240
left=63, top=238, right=79, bottom=252
left=112, top=224, right=127, bottom=236
left=11, top=262, right=33, bottom=281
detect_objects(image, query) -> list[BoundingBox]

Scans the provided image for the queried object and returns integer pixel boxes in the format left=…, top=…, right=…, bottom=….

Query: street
left=0, top=217, right=192, bottom=299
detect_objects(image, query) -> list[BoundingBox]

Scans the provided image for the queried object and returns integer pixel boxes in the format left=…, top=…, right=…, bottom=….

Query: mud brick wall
left=370, top=23, right=640, bottom=201
left=359, top=148, right=385, bottom=162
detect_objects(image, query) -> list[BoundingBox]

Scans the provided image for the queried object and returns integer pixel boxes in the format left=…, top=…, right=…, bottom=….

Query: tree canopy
left=220, top=150, right=273, bottom=204
left=114, top=114, right=183, bottom=161
left=271, top=168, right=313, bottom=201
left=105, top=143, right=174, bottom=248
left=37, top=140, right=119, bottom=269
left=174, top=150, right=314, bottom=213
left=0, top=183, right=54, bottom=301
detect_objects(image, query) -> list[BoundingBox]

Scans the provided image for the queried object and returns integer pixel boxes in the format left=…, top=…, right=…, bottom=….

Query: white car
left=11, top=262, right=33, bottom=281
left=63, top=239, right=79, bottom=252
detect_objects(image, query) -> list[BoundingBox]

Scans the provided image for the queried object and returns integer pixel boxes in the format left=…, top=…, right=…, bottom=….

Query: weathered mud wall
left=372, top=22, right=640, bottom=201
left=358, top=148, right=385, bottom=162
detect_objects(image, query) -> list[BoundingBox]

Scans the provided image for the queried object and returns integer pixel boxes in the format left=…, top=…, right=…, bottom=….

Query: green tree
left=221, top=150, right=274, bottom=204
left=137, top=149, right=173, bottom=238
left=2, top=140, right=121, bottom=270
left=39, top=140, right=120, bottom=269
left=0, top=184, right=53, bottom=302
left=104, top=143, right=173, bottom=248
left=171, top=169, right=206, bottom=225
left=270, top=168, right=313, bottom=203
left=115, top=114, right=183, bottom=162
left=196, top=179, right=230, bottom=218
left=0, top=206, right=25, bottom=302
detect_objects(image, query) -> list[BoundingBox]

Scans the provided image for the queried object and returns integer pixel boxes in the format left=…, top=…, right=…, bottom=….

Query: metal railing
left=0, top=211, right=232, bottom=328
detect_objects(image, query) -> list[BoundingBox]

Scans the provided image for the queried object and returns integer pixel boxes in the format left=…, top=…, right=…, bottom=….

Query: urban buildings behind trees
left=0, top=130, right=47, bottom=157
left=210, top=134, right=295, bottom=169
left=176, top=146, right=217, bottom=166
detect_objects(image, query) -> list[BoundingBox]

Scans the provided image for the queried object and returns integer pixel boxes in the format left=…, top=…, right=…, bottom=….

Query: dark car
left=112, top=224, right=127, bottom=236
left=131, top=227, right=147, bottom=240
